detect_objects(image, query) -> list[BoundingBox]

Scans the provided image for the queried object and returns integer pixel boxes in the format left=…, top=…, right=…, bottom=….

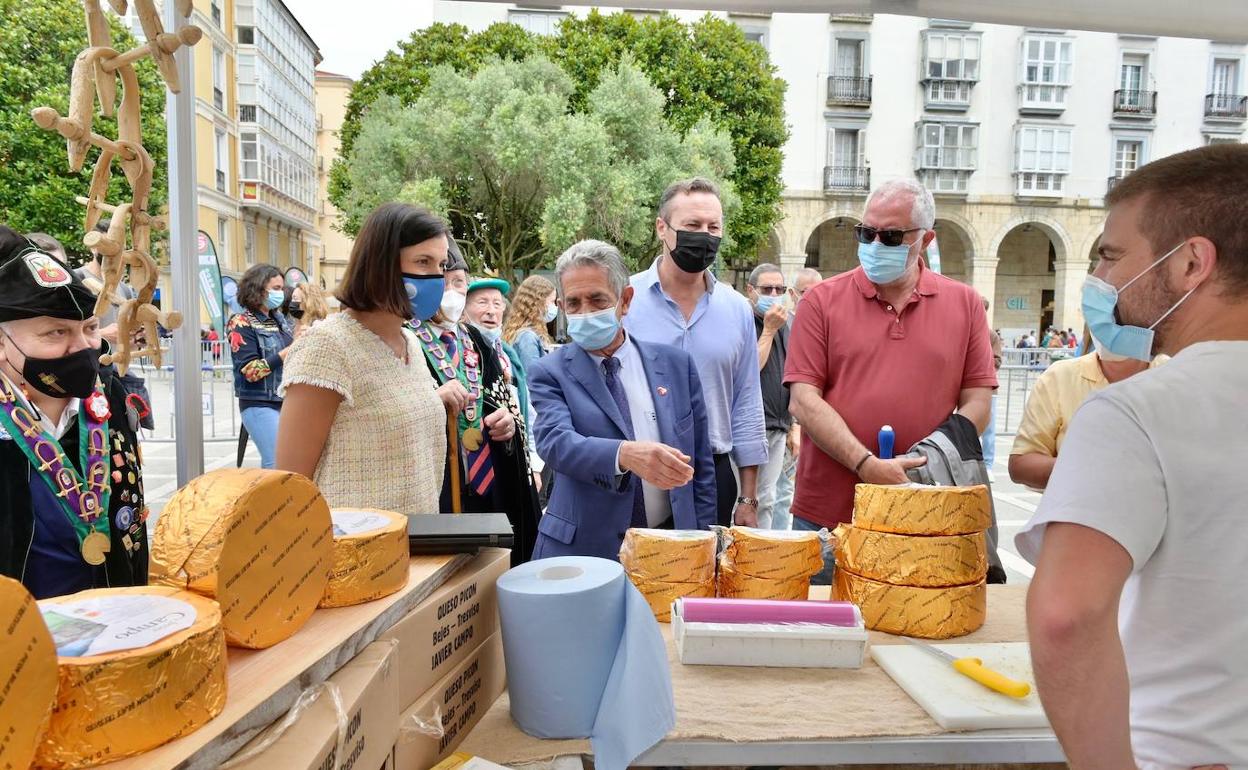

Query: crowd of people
left=0, top=142, right=1244, bottom=768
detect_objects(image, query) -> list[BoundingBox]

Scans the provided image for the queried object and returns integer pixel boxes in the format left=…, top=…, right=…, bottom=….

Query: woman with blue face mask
left=227, top=263, right=294, bottom=469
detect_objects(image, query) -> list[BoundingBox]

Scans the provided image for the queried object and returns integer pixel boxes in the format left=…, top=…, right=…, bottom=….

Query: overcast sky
left=285, top=0, right=433, bottom=79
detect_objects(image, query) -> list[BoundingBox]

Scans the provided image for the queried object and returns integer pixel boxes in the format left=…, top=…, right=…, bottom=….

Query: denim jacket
left=228, top=309, right=293, bottom=405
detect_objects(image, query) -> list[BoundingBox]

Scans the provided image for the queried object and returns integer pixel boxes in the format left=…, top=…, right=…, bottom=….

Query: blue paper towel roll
left=498, top=556, right=675, bottom=770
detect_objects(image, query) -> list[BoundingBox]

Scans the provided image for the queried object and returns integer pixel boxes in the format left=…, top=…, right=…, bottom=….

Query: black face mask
left=287, top=303, right=305, bottom=320
left=666, top=227, right=722, bottom=274
left=3, top=332, right=101, bottom=399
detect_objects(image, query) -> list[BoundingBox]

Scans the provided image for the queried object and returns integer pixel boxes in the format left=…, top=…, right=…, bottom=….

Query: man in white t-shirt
left=1017, top=143, right=1248, bottom=769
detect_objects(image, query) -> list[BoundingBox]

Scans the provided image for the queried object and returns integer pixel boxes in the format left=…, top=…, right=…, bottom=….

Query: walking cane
left=447, top=412, right=463, bottom=513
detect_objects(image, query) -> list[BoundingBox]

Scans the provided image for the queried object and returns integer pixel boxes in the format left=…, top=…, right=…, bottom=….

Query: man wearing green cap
left=0, top=225, right=147, bottom=598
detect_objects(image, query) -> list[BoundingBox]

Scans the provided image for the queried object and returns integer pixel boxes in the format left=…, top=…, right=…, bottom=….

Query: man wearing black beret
left=0, top=225, right=147, bottom=598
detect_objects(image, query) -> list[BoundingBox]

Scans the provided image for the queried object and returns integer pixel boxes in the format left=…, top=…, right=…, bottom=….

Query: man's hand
left=484, top=407, right=515, bottom=442
left=99, top=322, right=120, bottom=345
left=762, top=302, right=788, bottom=333
left=532, top=471, right=543, bottom=493
left=858, top=455, right=927, bottom=484
left=619, top=441, right=694, bottom=490
left=733, top=501, right=758, bottom=527
left=786, top=424, right=800, bottom=459
left=436, top=381, right=470, bottom=416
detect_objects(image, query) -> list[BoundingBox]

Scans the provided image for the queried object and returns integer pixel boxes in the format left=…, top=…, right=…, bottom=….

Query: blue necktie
left=602, top=356, right=647, bottom=528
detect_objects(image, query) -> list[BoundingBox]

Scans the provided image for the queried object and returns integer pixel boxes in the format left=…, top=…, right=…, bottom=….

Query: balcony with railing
left=1205, top=93, right=1248, bottom=121
left=923, top=79, right=974, bottom=111
left=1018, top=82, right=1068, bottom=114
left=827, top=75, right=873, bottom=107
left=824, top=165, right=870, bottom=193
left=1113, top=89, right=1157, bottom=117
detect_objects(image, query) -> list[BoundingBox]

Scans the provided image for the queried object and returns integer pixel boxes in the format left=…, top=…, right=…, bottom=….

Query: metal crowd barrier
left=127, top=341, right=242, bottom=443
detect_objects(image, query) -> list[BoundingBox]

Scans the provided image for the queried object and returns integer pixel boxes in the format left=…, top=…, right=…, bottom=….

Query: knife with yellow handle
left=904, top=637, right=1032, bottom=699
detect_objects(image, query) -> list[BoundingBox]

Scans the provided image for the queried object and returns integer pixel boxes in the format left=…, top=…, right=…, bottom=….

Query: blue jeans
left=241, top=405, right=281, bottom=469
left=793, top=514, right=836, bottom=586
left=771, top=442, right=796, bottom=530
left=981, top=394, right=998, bottom=470
left=756, top=430, right=791, bottom=530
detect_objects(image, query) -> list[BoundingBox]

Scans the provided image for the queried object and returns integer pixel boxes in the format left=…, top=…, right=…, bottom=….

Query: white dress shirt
left=594, top=334, right=672, bottom=527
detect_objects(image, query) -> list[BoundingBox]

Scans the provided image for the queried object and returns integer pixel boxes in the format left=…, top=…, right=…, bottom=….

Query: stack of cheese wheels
left=833, top=483, right=991, bottom=639
left=619, top=529, right=716, bottom=622
left=35, top=586, right=227, bottom=769
left=151, top=468, right=333, bottom=648
left=0, top=577, right=58, bottom=770
left=321, top=508, right=410, bottom=608
left=716, top=526, right=825, bottom=601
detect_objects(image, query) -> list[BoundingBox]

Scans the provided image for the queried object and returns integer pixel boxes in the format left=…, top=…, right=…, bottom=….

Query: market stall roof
left=464, top=0, right=1247, bottom=40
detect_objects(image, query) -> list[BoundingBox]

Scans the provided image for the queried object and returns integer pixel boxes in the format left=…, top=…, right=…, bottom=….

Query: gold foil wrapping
left=852, top=484, right=993, bottom=536
left=150, top=468, right=333, bottom=648
left=35, top=587, right=228, bottom=769
left=620, top=529, right=716, bottom=583
left=833, top=524, right=987, bottom=587
left=321, top=509, right=410, bottom=608
left=716, top=560, right=810, bottom=601
left=720, top=526, right=825, bottom=581
left=833, top=569, right=986, bottom=639
left=0, top=576, right=58, bottom=770
left=634, top=577, right=716, bottom=623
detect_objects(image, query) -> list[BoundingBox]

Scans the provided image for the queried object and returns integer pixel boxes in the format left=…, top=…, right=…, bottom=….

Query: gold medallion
left=80, top=531, right=111, bottom=566
left=461, top=427, right=483, bottom=452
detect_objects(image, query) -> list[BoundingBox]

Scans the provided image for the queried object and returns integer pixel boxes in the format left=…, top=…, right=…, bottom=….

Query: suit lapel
left=568, top=345, right=632, bottom=439
left=635, top=339, right=674, bottom=442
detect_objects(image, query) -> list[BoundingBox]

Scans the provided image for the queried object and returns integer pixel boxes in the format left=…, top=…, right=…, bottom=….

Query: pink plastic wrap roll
left=679, top=597, right=859, bottom=626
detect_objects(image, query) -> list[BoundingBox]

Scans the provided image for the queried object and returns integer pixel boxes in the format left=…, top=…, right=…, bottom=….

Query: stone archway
left=930, top=218, right=973, bottom=285
left=993, top=222, right=1061, bottom=340
left=804, top=216, right=860, bottom=277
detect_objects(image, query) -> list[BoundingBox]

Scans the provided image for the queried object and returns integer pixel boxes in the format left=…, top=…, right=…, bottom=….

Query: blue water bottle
left=878, top=425, right=895, bottom=460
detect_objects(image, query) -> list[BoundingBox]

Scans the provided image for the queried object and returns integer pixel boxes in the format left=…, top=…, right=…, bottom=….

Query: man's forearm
left=789, top=384, right=867, bottom=470
left=756, top=331, right=775, bottom=370
left=1008, top=453, right=1056, bottom=489
left=737, top=465, right=758, bottom=498
left=957, top=387, right=993, bottom=434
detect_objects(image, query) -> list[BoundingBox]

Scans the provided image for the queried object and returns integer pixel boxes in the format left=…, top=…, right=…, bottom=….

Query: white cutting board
left=871, top=642, right=1050, bottom=730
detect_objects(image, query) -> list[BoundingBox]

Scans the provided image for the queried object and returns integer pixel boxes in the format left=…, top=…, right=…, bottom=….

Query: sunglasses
left=853, top=225, right=922, bottom=248
left=753, top=285, right=787, bottom=296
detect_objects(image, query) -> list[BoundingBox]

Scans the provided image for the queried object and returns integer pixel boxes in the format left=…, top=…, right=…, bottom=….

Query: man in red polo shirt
left=785, top=179, right=997, bottom=584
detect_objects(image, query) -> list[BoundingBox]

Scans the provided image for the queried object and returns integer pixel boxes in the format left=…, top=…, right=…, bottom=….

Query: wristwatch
left=736, top=496, right=759, bottom=507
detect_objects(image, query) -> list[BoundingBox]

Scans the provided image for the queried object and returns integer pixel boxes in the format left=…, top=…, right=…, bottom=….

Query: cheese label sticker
left=39, top=595, right=197, bottom=657
left=332, top=509, right=393, bottom=537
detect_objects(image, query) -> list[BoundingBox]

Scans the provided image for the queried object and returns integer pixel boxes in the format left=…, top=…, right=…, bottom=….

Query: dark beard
left=1116, top=270, right=1183, bottom=354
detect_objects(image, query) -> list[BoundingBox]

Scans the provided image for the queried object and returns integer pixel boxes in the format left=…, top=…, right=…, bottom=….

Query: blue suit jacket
left=527, top=336, right=717, bottom=561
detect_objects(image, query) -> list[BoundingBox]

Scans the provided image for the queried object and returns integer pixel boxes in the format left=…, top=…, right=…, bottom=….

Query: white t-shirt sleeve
left=1015, top=391, right=1167, bottom=571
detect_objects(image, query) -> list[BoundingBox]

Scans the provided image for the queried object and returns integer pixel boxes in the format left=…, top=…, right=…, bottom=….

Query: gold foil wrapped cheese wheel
left=0, top=577, right=58, bottom=770
left=833, top=524, right=987, bottom=587
left=716, top=560, right=810, bottom=601
left=619, top=528, right=716, bottom=584
left=633, top=577, right=715, bottom=623
left=151, top=468, right=333, bottom=648
left=35, top=587, right=227, bottom=769
left=833, top=569, right=986, bottom=639
left=852, top=484, right=992, bottom=536
left=321, top=508, right=410, bottom=608
left=720, top=526, right=824, bottom=581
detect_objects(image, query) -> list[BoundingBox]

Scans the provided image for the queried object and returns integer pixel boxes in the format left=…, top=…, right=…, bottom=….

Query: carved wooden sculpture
left=32, top=0, right=201, bottom=375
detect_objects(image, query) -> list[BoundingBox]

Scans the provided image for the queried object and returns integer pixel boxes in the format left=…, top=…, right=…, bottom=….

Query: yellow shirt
left=1011, top=352, right=1167, bottom=457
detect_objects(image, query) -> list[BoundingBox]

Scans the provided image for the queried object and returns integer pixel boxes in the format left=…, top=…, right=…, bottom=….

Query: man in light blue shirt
left=624, top=178, right=768, bottom=527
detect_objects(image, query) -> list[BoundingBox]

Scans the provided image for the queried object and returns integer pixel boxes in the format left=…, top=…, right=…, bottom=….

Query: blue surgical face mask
left=402, top=273, right=445, bottom=321
left=1081, top=241, right=1194, bottom=362
left=265, top=289, right=285, bottom=310
left=475, top=324, right=502, bottom=346
left=543, top=304, right=559, bottom=324
left=857, top=238, right=917, bottom=285
left=566, top=306, right=621, bottom=351
left=755, top=295, right=778, bottom=314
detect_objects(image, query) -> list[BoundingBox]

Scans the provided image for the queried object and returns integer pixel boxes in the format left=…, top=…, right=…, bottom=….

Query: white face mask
left=440, top=290, right=466, bottom=324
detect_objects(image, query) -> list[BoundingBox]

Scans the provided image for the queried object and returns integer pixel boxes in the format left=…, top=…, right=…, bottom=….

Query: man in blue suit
left=528, top=240, right=717, bottom=560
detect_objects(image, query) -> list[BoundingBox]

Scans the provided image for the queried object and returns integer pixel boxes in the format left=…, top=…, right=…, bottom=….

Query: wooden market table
left=458, top=585, right=1065, bottom=767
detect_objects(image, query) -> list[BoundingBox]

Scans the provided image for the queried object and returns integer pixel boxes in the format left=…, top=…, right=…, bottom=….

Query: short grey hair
left=555, top=240, right=630, bottom=299
left=748, top=263, right=783, bottom=286
left=794, top=267, right=823, bottom=287
left=658, top=177, right=721, bottom=222
left=864, top=178, right=936, bottom=231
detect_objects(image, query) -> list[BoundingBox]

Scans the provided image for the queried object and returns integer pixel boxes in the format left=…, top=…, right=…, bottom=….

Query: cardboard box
left=393, top=632, right=506, bottom=770
left=380, top=548, right=508, bottom=708
left=226, top=640, right=400, bottom=770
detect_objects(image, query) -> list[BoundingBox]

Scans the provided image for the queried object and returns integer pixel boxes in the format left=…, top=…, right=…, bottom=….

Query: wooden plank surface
left=99, top=553, right=472, bottom=770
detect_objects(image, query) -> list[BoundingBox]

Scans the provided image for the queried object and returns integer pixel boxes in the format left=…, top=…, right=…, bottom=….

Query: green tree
left=341, top=56, right=736, bottom=281
left=330, top=13, right=786, bottom=271
left=0, top=0, right=168, bottom=265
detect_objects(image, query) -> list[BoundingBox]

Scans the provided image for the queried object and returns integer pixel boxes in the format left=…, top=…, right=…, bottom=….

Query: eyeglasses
left=853, top=225, right=922, bottom=247
left=753, top=285, right=787, bottom=296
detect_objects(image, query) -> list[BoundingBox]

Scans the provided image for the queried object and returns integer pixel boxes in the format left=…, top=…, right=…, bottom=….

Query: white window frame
left=1015, top=125, right=1072, bottom=197
left=827, top=125, right=866, bottom=169
left=1205, top=134, right=1242, bottom=145
left=507, top=9, right=568, bottom=36
left=831, top=35, right=868, bottom=78
left=923, top=31, right=981, bottom=83
left=244, top=224, right=255, bottom=264
left=212, top=46, right=225, bottom=111
left=1112, top=137, right=1145, bottom=179
left=917, top=122, right=977, bottom=193
left=1019, top=35, right=1073, bottom=110
left=734, top=19, right=770, bottom=51
left=217, top=218, right=228, bottom=263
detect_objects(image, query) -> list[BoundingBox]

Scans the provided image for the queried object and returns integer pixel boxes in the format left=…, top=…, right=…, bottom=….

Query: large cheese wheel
left=833, top=569, right=986, bottom=639
left=150, top=468, right=333, bottom=648
left=720, top=526, right=824, bottom=581
left=852, top=484, right=992, bottom=536
left=619, top=529, right=716, bottom=584
left=833, top=524, right=987, bottom=587
left=0, top=577, right=58, bottom=770
left=35, top=587, right=227, bottom=769
left=321, top=508, right=410, bottom=608
left=630, top=576, right=715, bottom=623
left=716, top=559, right=810, bottom=601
